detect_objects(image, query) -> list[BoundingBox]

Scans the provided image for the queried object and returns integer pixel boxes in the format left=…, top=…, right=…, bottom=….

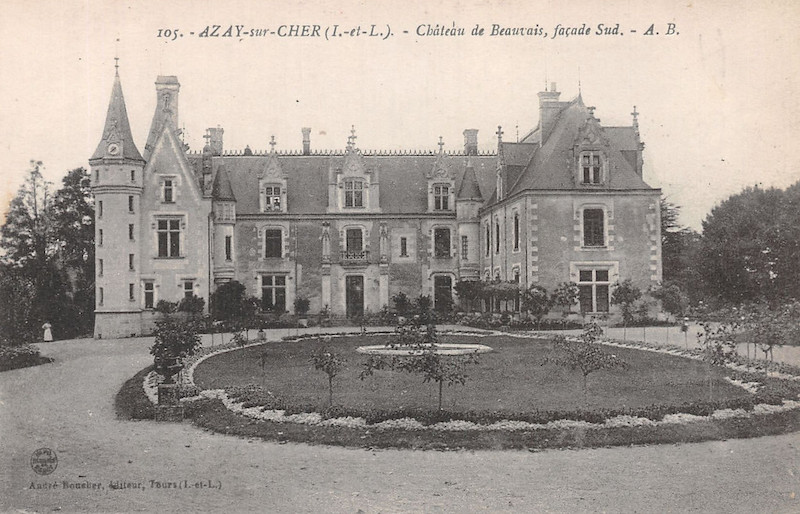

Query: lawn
left=193, top=334, right=748, bottom=413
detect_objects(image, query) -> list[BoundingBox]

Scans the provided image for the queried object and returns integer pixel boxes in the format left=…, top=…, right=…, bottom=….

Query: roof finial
left=114, top=38, right=120, bottom=75
left=347, top=125, right=357, bottom=149
left=588, top=106, right=596, bottom=118
left=496, top=125, right=504, bottom=143
left=437, top=136, right=444, bottom=153
left=578, top=66, right=582, bottom=94
left=516, top=124, right=519, bottom=143
left=631, top=105, right=639, bottom=130
left=269, top=135, right=276, bottom=152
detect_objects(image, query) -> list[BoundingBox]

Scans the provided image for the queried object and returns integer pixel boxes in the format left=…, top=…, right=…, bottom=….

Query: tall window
left=434, top=228, right=451, bottom=258
left=225, top=235, right=232, bottom=261
left=143, top=282, right=154, bottom=309
left=129, top=253, right=135, bottom=271
left=344, top=180, right=364, bottom=208
left=131, top=170, right=136, bottom=182
left=400, top=237, right=408, bottom=257
left=157, top=219, right=181, bottom=257
left=98, top=229, right=104, bottom=246
left=98, top=287, right=104, bottom=306
left=346, top=228, right=363, bottom=253
left=129, top=283, right=135, bottom=301
left=263, top=186, right=281, bottom=212
left=434, top=184, right=450, bottom=210
left=513, top=213, right=520, bottom=250
left=183, top=281, right=194, bottom=299
left=461, top=235, right=468, bottom=260
left=578, top=269, right=610, bottom=313
left=583, top=209, right=605, bottom=247
left=495, top=221, right=500, bottom=253
left=98, top=259, right=103, bottom=276
left=264, top=229, right=282, bottom=258
left=163, top=179, right=174, bottom=203
left=98, top=201, right=103, bottom=218
left=128, top=224, right=134, bottom=241
left=485, top=224, right=490, bottom=256
left=581, top=152, right=602, bottom=184
left=128, top=196, right=134, bottom=213
left=95, top=169, right=100, bottom=183
left=261, top=275, right=286, bottom=312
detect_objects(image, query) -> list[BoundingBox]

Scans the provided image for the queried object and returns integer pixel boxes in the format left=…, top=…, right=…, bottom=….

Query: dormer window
left=581, top=152, right=603, bottom=184
left=434, top=184, right=450, bottom=210
left=263, top=185, right=282, bottom=211
left=344, top=179, right=364, bottom=208
left=163, top=179, right=174, bottom=203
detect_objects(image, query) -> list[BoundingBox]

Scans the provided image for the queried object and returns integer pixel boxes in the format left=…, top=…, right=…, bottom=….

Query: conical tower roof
left=456, top=159, right=483, bottom=201
left=212, top=164, right=236, bottom=201
left=90, top=68, right=144, bottom=162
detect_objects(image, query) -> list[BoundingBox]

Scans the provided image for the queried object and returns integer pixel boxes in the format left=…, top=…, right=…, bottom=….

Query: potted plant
left=294, top=297, right=311, bottom=327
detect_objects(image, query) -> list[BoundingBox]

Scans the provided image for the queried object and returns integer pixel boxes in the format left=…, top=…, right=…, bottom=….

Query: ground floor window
left=261, top=275, right=286, bottom=312
left=434, top=275, right=453, bottom=312
left=184, top=281, right=194, bottom=299
left=143, top=282, right=154, bottom=309
left=578, top=269, right=610, bottom=313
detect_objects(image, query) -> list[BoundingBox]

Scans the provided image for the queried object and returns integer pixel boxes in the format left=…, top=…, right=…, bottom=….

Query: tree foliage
left=611, top=279, right=642, bottom=326
left=521, top=285, right=550, bottom=323
left=150, top=316, right=201, bottom=383
left=310, top=343, right=347, bottom=407
left=551, top=282, right=580, bottom=316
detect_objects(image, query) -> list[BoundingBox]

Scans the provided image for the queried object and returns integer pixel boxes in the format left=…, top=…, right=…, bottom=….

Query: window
left=264, top=229, right=282, bottom=258
left=434, top=228, right=451, bottom=258
left=346, top=228, right=363, bottom=253
left=263, top=186, right=281, bottom=212
left=583, top=209, right=605, bottom=247
left=163, top=179, right=174, bottom=203
left=225, top=235, right=232, bottom=261
left=578, top=269, right=610, bottom=313
left=128, top=224, right=134, bottom=241
left=513, top=213, right=520, bottom=251
left=98, top=287, right=104, bottom=306
left=344, top=180, right=364, bottom=208
left=485, top=224, right=490, bottom=256
left=129, top=283, right=135, bottom=301
left=157, top=219, right=181, bottom=257
left=183, top=281, right=194, bottom=299
left=434, top=184, right=450, bottom=210
left=128, top=196, right=134, bottom=213
left=98, top=229, right=103, bottom=246
left=129, top=253, right=135, bottom=271
left=461, top=235, right=468, bottom=260
left=98, top=259, right=103, bottom=276
left=143, top=282, right=154, bottom=309
left=261, top=275, right=286, bottom=312
left=581, top=152, right=602, bottom=184
left=131, top=170, right=135, bottom=182
left=513, top=269, right=521, bottom=311
left=95, top=169, right=100, bottom=183
left=400, top=237, right=408, bottom=257
left=495, top=221, right=500, bottom=253
left=98, top=201, right=103, bottom=218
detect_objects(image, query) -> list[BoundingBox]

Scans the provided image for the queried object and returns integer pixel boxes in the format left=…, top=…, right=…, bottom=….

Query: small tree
left=541, top=320, right=628, bottom=407
left=150, top=316, right=201, bottom=384
left=294, top=297, right=310, bottom=317
left=178, top=295, right=205, bottom=318
left=454, top=280, right=482, bottom=312
left=391, top=292, right=411, bottom=317
left=651, top=282, right=689, bottom=321
left=521, top=285, right=550, bottom=329
left=209, top=280, right=248, bottom=321
left=696, top=307, right=740, bottom=399
left=551, top=282, right=579, bottom=317
left=611, top=279, right=642, bottom=328
left=310, top=343, right=347, bottom=407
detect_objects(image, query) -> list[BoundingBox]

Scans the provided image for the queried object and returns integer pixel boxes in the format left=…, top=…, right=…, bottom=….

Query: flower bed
left=0, top=344, right=52, bottom=372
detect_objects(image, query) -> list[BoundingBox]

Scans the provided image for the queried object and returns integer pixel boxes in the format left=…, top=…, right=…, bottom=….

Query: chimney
left=463, top=129, right=478, bottom=155
left=208, top=126, right=224, bottom=156
left=302, top=127, right=311, bottom=155
left=537, top=82, right=561, bottom=144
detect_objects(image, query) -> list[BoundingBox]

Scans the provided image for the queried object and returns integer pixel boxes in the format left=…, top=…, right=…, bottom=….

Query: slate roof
left=90, top=71, right=144, bottom=162
left=211, top=164, right=236, bottom=201
left=456, top=159, right=484, bottom=201
left=188, top=153, right=497, bottom=215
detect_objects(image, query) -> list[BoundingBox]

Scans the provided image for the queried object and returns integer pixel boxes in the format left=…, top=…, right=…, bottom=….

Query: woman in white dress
left=42, top=322, right=53, bottom=342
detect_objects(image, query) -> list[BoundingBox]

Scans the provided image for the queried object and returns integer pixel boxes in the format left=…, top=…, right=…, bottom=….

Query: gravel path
left=1, top=333, right=799, bottom=513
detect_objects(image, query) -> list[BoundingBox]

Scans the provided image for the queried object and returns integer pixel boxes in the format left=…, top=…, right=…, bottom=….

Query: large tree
left=697, top=184, right=799, bottom=304
left=660, top=196, right=702, bottom=299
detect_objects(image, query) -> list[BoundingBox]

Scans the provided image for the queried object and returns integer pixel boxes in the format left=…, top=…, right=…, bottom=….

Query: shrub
left=0, top=343, right=50, bottom=372
left=294, top=297, right=311, bottom=317
left=177, top=294, right=205, bottom=315
left=150, top=316, right=201, bottom=383
left=155, top=300, right=178, bottom=315
left=612, top=279, right=642, bottom=326
left=551, top=282, right=579, bottom=316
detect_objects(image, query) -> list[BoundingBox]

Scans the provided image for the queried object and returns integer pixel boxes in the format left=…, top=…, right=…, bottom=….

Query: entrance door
left=434, top=275, right=453, bottom=313
left=345, top=275, right=364, bottom=318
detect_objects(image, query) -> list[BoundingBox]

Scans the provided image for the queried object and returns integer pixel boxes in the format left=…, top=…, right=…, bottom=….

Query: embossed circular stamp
left=30, top=448, right=58, bottom=475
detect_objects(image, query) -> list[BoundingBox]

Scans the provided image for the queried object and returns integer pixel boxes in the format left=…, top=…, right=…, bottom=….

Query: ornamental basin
left=356, top=343, right=493, bottom=356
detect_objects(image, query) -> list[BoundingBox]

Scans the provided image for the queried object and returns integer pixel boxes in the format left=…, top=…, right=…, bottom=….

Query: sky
left=1, top=0, right=799, bottom=231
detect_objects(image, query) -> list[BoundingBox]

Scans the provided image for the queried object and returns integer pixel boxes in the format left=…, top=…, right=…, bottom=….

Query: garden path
left=1, top=329, right=798, bottom=512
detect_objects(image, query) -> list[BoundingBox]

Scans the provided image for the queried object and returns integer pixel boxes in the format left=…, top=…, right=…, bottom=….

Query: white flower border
left=143, top=329, right=800, bottom=432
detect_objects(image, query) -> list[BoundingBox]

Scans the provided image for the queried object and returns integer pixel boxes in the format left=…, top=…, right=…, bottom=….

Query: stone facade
left=90, top=71, right=661, bottom=338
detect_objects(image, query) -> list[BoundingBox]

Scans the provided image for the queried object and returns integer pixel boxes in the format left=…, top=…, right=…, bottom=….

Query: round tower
left=90, top=65, right=146, bottom=338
